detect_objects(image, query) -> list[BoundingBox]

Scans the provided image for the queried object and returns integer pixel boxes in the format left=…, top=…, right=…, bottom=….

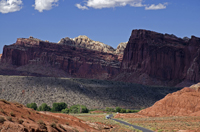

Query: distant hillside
left=0, top=75, right=181, bottom=109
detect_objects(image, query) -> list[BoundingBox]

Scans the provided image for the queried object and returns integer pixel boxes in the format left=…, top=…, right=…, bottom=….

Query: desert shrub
left=10, top=112, right=15, bottom=117
left=27, top=103, right=37, bottom=110
left=115, top=107, right=122, bottom=112
left=7, top=116, right=12, bottom=121
left=0, top=117, right=6, bottom=123
left=105, top=107, right=115, bottom=112
left=69, top=105, right=88, bottom=114
left=37, top=103, right=51, bottom=111
left=50, top=123, right=56, bottom=128
left=0, top=109, right=6, bottom=114
left=18, top=119, right=24, bottom=124
left=0, top=99, right=10, bottom=104
left=120, top=109, right=126, bottom=113
left=51, top=102, right=67, bottom=112
left=59, top=124, right=66, bottom=130
left=61, top=108, right=69, bottom=114
left=66, top=122, right=69, bottom=125
left=38, top=120, right=45, bottom=125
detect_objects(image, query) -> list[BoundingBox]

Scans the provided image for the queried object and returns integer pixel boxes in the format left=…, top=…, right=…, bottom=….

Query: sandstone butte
left=1, top=29, right=200, bottom=86
left=114, top=29, right=200, bottom=86
left=0, top=99, right=112, bottom=132
left=115, top=83, right=200, bottom=118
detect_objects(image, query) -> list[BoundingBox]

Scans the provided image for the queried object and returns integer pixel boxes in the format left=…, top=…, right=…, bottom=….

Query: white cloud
left=145, top=3, right=168, bottom=10
left=0, top=0, right=23, bottom=14
left=75, top=3, right=88, bottom=10
left=76, top=0, right=168, bottom=10
left=77, top=0, right=144, bottom=9
left=33, top=0, right=59, bottom=12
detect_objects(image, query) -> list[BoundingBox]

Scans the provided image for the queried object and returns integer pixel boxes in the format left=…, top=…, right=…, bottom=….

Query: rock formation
left=138, top=83, right=200, bottom=117
left=58, top=35, right=127, bottom=55
left=1, top=37, right=121, bottom=79
left=115, top=29, right=200, bottom=86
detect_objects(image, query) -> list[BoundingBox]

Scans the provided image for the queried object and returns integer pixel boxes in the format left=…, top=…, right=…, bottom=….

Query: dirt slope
left=115, top=83, right=200, bottom=118
left=0, top=99, right=111, bottom=132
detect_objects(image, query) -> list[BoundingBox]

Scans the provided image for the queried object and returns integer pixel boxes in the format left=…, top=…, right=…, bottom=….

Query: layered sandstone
left=117, top=29, right=200, bottom=86
left=58, top=35, right=127, bottom=55
left=1, top=37, right=120, bottom=79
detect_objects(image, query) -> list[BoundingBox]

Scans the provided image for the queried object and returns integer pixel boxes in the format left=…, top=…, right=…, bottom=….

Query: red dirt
left=0, top=100, right=112, bottom=132
left=115, top=83, right=200, bottom=118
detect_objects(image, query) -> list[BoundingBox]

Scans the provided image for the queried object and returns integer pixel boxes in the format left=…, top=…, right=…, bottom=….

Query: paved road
left=112, top=118, right=154, bottom=132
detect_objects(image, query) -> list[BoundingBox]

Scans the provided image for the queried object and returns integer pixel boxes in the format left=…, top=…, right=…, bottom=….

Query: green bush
left=51, top=102, right=67, bottom=112
left=115, top=107, right=122, bottom=112
left=27, top=103, right=37, bottom=110
left=105, top=107, right=115, bottom=112
left=61, top=108, right=69, bottom=114
left=120, top=109, right=126, bottom=113
left=131, top=110, right=140, bottom=113
left=69, top=104, right=88, bottom=114
left=37, top=103, right=51, bottom=111
left=126, top=109, right=132, bottom=113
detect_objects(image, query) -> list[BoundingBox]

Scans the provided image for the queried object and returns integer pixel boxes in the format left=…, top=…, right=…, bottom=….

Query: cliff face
left=118, top=29, right=200, bottom=86
left=1, top=37, right=120, bottom=79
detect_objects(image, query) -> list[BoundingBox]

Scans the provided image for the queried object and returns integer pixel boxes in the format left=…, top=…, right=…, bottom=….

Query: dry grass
left=74, top=114, right=142, bottom=132
left=117, top=116, right=200, bottom=132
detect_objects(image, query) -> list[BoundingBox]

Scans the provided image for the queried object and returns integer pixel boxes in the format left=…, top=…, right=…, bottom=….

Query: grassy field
left=73, top=113, right=200, bottom=132
left=116, top=115, right=200, bottom=132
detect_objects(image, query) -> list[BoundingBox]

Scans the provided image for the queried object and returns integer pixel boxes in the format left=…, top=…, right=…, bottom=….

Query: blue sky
left=0, top=0, right=200, bottom=53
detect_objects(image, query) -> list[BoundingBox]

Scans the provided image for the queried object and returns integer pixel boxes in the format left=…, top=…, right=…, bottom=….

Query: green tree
left=69, top=105, right=88, bottom=114
left=26, top=103, right=37, bottom=110
left=61, top=108, right=69, bottom=114
left=51, top=102, right=67, bottom=112
left=115, top=107, right=122, bottom=112
left=37, top=103, right=51, bottom=111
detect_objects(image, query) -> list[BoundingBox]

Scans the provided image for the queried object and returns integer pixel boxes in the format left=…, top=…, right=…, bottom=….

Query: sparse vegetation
left=66, top=122, right=69, bottom=125
left=10, top=111, right=15, bottom=117
left=7, top=116, right=12, bottom=121
left=59, top=124, right=66, bottom=131
left=18, top=119, right=24, bottom=124
left=50, top=123, right=57, bottom=128
left=0, top=99, right=10, bottom=104
left=0, top=117, right=6, bottom=123
left=0, top=109, right=6, bottom=114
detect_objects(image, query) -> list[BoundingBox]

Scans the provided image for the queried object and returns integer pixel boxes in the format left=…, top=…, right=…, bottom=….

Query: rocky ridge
left=58, top=35, right=127, bottom=55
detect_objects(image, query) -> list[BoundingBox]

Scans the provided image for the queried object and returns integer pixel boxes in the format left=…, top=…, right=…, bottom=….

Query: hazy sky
left=0, top=0, right=199, bottom=53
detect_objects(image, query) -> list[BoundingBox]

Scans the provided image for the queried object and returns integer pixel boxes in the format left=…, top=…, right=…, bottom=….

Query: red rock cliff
left=1, top=37, right=120, bottom=79
left=118, top=29, right=200, bottom=86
